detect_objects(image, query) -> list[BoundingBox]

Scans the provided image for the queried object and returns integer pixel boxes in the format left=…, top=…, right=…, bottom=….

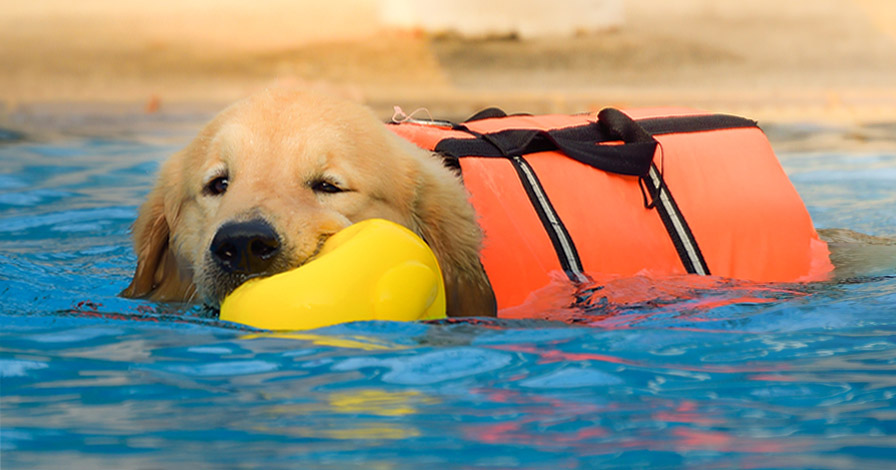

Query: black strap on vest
left=465, top=107, right=509, bottom=121
left=475, top=130, right=588, bottom=284
left=434, top=108, right=758, bottom=277
left=509, top=155, right=588, bottom=282
left=597, top=108, right=711, bottom=276
left=436, top=123, right=656, bottom=177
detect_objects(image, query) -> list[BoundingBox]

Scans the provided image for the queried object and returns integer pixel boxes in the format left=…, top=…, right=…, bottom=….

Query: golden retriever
left=121, top=88, right=497, bottom=317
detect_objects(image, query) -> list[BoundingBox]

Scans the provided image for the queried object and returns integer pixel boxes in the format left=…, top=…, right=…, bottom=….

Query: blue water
left=2, top=116, right=895, bottom=469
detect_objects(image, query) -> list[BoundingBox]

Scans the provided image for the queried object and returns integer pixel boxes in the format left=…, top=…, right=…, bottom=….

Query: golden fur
left=122, top=88, right=496, bottom=317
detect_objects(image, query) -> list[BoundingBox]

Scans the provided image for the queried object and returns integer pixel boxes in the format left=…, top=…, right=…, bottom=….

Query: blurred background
left=2, top=0, right=895, bottom=141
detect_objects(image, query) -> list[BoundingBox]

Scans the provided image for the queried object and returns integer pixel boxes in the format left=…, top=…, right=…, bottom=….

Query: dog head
left=122, top=89, right=496, bottom=316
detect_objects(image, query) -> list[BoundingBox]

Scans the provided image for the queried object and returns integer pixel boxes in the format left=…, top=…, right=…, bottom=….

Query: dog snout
left=210, top=219, right=281, bottom=274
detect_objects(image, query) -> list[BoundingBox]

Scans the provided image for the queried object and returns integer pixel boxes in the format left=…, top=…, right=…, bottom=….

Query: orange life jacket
left=388, top=107, right=833, bottom=311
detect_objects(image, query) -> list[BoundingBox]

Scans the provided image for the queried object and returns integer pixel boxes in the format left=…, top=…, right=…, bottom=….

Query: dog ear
left=440, top=264, right=498, bottom=319
left=120, top=188, right=195, bottom=302
left=408, top=152, right=498, bottom=318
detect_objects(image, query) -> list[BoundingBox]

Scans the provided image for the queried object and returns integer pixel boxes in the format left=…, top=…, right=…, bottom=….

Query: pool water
left=1, top=114, right=895, bottom=469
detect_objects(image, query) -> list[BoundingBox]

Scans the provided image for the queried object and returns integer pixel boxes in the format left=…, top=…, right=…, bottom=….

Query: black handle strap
left=435, top=107, right=658, bottom=177
left=464, top=107, right=509, bottom=122
left=596, top=107, right=657, bottom=145
left=434, top=110, right=657, bottom=176
left=592, top=108, right=665, bottom=208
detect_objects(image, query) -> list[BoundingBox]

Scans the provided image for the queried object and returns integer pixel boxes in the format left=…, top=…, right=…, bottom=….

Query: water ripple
left=519, top=367, right=623, bottom=388
left=0, top=207, right=134, bottom=233
left=0, top=359, right=49, bottom=377
left=163, top=360, right=280, bottom=377
left=333, top=347, right=514, bottom=384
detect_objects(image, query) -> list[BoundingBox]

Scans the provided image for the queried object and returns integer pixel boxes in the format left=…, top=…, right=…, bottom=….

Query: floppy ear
left=120, top=187, right=195, bottom=302
left=408, top=150, right=497, bottom=318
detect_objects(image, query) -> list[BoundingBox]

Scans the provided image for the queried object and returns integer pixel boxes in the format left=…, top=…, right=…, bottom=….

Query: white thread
left=391, top=106, right=435, bottom=124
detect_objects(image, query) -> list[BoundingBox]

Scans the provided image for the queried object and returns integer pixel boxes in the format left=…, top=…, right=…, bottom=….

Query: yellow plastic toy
left=219, top=219, right=447, bottom=330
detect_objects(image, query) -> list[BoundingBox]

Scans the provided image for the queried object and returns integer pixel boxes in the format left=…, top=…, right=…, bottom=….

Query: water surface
left=1, top=115, right=895, bottom=469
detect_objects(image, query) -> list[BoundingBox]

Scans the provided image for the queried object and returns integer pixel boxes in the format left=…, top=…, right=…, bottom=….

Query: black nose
left=210, top=219, right=281, bottom=274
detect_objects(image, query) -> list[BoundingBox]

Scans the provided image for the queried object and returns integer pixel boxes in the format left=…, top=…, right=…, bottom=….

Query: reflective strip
left=512, top=156, right=588, bottom=283
left=648, top=165, right=708, bottom=275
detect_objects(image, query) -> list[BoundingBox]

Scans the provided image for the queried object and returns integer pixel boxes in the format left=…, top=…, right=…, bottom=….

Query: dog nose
left=210, top=219, right=281, bottom=274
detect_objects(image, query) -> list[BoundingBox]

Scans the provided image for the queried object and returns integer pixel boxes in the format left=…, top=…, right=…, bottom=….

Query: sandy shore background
left=2, top=0, right=895, bottom=146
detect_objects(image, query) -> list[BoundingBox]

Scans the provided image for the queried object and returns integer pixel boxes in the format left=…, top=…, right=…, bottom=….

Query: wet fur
left=122, top=89, right=497, bottom=317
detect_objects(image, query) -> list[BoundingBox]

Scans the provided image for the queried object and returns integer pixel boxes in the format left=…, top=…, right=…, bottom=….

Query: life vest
left=388, top=107, right=833, bottom=311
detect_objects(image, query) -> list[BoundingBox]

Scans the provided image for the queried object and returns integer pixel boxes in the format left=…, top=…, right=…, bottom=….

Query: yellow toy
left=219, top=219, right=447, bottom=330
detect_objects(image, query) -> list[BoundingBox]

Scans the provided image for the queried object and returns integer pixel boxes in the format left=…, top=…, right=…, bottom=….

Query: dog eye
left=204, top=176, right=229, bottom=196
left=311, top=180, right=343, bottom=194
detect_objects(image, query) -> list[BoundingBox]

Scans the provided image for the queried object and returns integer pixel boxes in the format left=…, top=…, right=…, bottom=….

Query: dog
left=121, top=88, right=498, bottom=317
left=122, top=88, right=896, bottom=320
